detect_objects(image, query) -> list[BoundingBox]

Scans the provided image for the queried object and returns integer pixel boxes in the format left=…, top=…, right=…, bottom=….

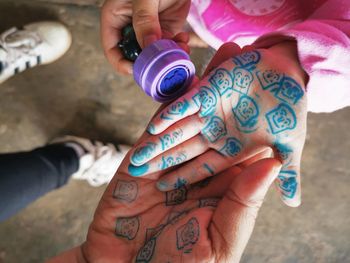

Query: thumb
left=211, top=158, right=282, bottom=263
left=132, top=0, right=162, bottom=48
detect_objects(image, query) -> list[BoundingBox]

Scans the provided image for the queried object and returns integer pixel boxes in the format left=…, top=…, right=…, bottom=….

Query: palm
left=128, top=48, right=307, bottom=207
left=81, top=150, right=249, bottom=263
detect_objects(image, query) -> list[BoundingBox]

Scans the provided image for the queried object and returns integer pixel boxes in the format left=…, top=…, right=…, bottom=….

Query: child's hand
left=128, top=41, right=308, bottom=207
left=101, top=0, right=190, bottom=74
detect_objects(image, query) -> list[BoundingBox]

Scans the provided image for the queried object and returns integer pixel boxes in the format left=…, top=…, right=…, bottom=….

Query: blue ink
left=274, top=142, right=293, bottom=161
left=192, top=86, right=218, bottom=117
left=232, top=67, right=253, bottom=94
left=128, top=163, right=149, bottom=177
left=160, top=68, right=187, bottom=95
left=256, top=70, right=283, bottom=90
left=131, top=142, right=157, bottom=165
left=209, top=68, right=233, bottom=95
left=220, top=137, right=242, bottom=157
left=160, top=153, right=187, bottom=170
left=159, top=129, right=183, bottom=151
left=278, top=170, right=297, bottom=198
left=176, top=217, right=200, bottom=253
left=233, top=51, right=261, bottom=69
left=272, top=76, right=304, bottom=105
left=156, top=181, right=168, bottom=191
left=233, top=95, right=259, bottom=129
left=203, top=164, right=215, bottom=176
left=202, top=116, right=227, bottom=143
left=266, top=103, right=297, bottom=134
left=136, top=238, right=156, bottom=262
left=147, top=123, right=156, bottom=134
left=174, top=178, right=188, bottom=189
left=160, top=99, right=190, bottom=120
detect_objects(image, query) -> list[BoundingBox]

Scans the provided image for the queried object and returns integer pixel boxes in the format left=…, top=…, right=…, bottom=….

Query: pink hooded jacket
left=188, top=0, right=350, bottom=112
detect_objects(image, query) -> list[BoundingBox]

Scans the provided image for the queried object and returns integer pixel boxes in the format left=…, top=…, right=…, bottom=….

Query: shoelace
left=0, top=27, right=41, bottom=66
left=84, top=144, right=120, bottom=186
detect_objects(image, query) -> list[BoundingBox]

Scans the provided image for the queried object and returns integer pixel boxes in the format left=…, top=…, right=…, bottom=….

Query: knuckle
left=133, top=9, right=157, bottom=25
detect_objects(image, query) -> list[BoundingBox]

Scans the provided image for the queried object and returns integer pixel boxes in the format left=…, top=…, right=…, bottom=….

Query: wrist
left=267, top=40, right=309, bottom=87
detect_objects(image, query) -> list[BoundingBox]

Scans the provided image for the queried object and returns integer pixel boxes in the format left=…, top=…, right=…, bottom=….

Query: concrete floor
left=0, top=1, right=349, bottom=262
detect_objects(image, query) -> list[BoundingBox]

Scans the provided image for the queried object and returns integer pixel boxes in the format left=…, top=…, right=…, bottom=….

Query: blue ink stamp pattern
left=233, top=95, right=259, bottom=130
left=266, top=103, right=297, bottom=134
left=159, top=129, right=183, bottom=151
left=176, top=217, right=200, bottom=253
left=202, top=116, right=227, bottom=143
left=278, top=170, right=297, bottom=199
left=136, top=238, right=156, bottom=263
left=166, top=187, right=187, bottom=206
left=256, top=69, right=283, bottom=90
left=192, top=86, right=218, bottom=117
left=273, top=76, right=304, bottom=105
left=160, top=153, right=187, bottom=170
left=209, top=68, right=233, bottom=95
left=233, top=51, right=261, bottom=69
left=220, top=137, right=242, bottom=157
left=115, top=216, right=140, bottom=240
left=147, top=123, right=155, bottom=134
left=232, top=67, right=253, bottom=94
left=274, top=142, right=293, bottom=162
left=160, top=99, right=190, bottom=120
left=203, top=163, right=215, bottom=176
left=174, top=178, right=188, bottom=189
left=131, top=142, right=157, bottom=165
left=199, top=198, right=219, bottom=208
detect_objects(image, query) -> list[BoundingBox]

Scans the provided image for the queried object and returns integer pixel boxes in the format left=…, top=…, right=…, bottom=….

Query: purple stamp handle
left=133, top=39, right=195, bottom=103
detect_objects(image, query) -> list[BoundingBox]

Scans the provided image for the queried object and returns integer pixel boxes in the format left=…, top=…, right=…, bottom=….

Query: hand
left=101, top=0, right=191, bottom=74
left=128, top=41, right=308, bottom=207
left=48, top=144, right=282, bottom=263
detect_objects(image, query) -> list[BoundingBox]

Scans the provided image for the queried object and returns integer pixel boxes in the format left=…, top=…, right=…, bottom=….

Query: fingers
left=202, top=42, right=241, bottom=77
left=211, top=158, right=281, bottom=263
left=273, top=142, right=303, bottom=207
left=147, top=88, right=200, bottom=135
left=132, top=0, right=162, bottom=48
left=156, top=150, right=233, bottom=191
left=130, top=115, right=203, bottom=166
left=100, top=0, right=133, bottom=74
left=128, top=135, right=209, bottom=178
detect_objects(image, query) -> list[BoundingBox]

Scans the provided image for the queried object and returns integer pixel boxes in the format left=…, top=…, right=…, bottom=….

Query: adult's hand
left=101, top=0, right=191, bottom=74
left=48, top=144, right=282, bottom=262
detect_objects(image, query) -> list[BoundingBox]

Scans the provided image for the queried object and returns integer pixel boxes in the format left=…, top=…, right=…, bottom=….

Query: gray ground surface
left=0, top=1, right=349, bottom=262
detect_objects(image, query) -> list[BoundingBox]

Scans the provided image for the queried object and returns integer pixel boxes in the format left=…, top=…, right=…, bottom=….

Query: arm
left=253, top=0, right=350, bottom=113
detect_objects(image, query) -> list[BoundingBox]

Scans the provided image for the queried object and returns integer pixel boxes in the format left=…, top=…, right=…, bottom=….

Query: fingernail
left=127, top=64, right=133, bottom=74
left=147, top=123, right=155, bottom=134
left=128, top=163, right=149, bottom=177
left=156, top=181, right=168, bottom=191
left=143, top=34, right=158, bottom=48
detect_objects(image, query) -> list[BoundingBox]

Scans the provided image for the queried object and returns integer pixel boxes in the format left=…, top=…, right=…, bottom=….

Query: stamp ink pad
left=118, top=25, right=195, bottom=103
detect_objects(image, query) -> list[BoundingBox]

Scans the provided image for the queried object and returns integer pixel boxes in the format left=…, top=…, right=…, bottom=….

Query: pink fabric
left=188, top=0, right=350, bottom=113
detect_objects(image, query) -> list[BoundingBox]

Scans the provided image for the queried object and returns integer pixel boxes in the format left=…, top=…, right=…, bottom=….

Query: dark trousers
left=0, top=144, right=79, bottom=222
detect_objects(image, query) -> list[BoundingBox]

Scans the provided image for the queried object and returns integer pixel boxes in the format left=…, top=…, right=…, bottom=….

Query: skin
left=101, top=0, right=191, bottom=74
left=129, top=41, right=308, bottom=207
left=48, top=137, right=282, bottom=262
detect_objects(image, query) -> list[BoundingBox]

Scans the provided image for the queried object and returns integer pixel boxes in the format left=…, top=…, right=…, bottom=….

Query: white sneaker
left=52, top=135, right=131, bottom=187
left=0, top=21, right=72, bottom=84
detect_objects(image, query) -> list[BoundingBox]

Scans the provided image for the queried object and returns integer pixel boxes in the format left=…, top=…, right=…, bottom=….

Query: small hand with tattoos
left=48, top=138, right=282, bottom=263
left=128, top=41, right=308, bottom=207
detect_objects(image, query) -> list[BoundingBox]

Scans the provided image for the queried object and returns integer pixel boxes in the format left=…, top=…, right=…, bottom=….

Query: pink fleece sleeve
left=253, top=0, right=350, bottom=113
